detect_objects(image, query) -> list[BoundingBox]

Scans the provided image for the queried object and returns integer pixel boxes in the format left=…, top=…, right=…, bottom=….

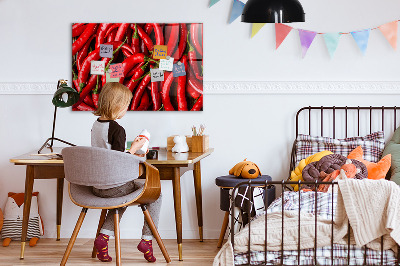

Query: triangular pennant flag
left=298, top=29, right=317, bottom=58
left=378, top=21, right=397, bottom=50
left=209, top=0, right=220, bottom=7
left=323, top=33, right=341, bottom=58
left=351, top=29, right=370, bottom=55
left=229, top=0, right=245, bottom=24
left=251, top=23, right=266, bottom=38
left=275, top=23, right=293, bottom=49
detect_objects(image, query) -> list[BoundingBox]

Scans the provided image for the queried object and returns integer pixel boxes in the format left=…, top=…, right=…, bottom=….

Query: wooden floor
left=0, top=239, right=221, bottom=265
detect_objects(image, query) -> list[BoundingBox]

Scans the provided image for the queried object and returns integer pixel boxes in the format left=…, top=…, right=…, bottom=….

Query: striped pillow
left=294, top=131, right=385, bottom=167
left=1, top=217, right=41, bottom=240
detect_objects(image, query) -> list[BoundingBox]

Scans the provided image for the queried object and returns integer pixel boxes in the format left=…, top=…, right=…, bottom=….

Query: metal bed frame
left=230, top=106, right=400, bottom=266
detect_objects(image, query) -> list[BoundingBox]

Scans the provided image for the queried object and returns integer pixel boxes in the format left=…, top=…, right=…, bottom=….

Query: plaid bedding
left=234, top=191, right=397, bottom=265
left=294, top=131, right=385, bottom=166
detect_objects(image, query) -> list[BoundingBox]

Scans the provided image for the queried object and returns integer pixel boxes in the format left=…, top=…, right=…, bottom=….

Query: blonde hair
left=93, top=82, right=132, bottom=120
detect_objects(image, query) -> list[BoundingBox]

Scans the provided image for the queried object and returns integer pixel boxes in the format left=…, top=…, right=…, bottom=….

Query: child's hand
left=129, top=137, right=147, bottom=155
left=134, top=149, right=149, bottom=157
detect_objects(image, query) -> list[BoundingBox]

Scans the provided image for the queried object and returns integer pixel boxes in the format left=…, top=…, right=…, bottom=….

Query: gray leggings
left=92, top=180, right=162, bottom=240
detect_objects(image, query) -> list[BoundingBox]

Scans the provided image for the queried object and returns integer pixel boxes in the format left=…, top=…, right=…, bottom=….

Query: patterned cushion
left=295, top=131, right=385, bottom=166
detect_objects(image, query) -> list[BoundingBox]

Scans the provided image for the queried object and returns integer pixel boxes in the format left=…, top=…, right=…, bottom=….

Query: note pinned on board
left=91, top=61, right=105, bottom=75
left=150, top=69, right=164, bottom=82
left=153, top=45, right=168, bottom=59
left=173, top=63, right=186, bottom=77
left=159, top=57, right=174, bottom=71
left=109, top=63, right=124, bottom=78
left=100, top=44, right=113, bottom=58
left=106, top=72, right=120, bottom=82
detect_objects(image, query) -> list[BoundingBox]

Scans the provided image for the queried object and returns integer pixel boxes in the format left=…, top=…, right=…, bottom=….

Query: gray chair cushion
left=69, top=180, right=145, bottom=208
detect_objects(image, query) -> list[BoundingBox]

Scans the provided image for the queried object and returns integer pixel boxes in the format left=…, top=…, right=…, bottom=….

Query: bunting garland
left=208, top=1, right=399, bottom=58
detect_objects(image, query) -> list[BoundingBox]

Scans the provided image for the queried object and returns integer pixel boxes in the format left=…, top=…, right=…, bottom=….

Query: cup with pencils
left=191, top=124, right=209, bottom=152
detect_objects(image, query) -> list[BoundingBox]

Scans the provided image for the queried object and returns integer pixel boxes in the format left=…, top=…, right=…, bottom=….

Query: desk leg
left=56, top=178, right=64, bottom=241
left=193, top=161, right=203, bottom=242
left=20, top=165, right=34, bottom=259
left=172, top=167, right=183, bottom=261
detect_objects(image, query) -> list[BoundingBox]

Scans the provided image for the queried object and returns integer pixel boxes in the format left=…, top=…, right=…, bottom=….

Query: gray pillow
left=382, top=126, right=400, bottom=184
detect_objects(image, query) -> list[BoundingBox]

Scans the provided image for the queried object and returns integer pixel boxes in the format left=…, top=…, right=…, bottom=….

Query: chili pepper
left=151, top=23, right=164, bottom=45
left=72, top=23, right=98, bottom=56
left=187, top=68, right=203, bottom=99
left=177, top=73, right=188, bottom=111
left=95, top=23, right=111, bottom=48
left=105, top=24, right=119, bottom=37
left=72, top=23, right=86, bottom=37
left=73, top=79, right=79, bottom=92
left=73, top=75, right=97, bottom=108
left=126, top=62, right=146, bottom=77
left=107, top=28, right=117, bottom=43
left=150, top=80, right=161, bottom=111
left=190, top=23, right=203, bottom=57
left=140, top=39, right=149, bottom=56
left=121, top=44, right=134, bottom=55
left=144, top=24, right=153, bottom=35
left=161, top=71, right=175, bottom=111
left=133, top=24, right=154, bottom=52
left=115, top=23, right=129, bottom=42
left=126, top=63, right=148, bottom=92
left=190, top=95, right=203, bottom=111
left=131, top=24, right=140, bottom=53
left=92, top=76, right=100, bottom=108
left=137, top=90, right=151, bottom=111
left=131, top=72, right=151, bottom=110
left=117, top=53, right=146, bottom=84
left=187, top=38, right=202, bottom=79
left=126, top=26, right=132, bottom=46
left=77, top=35, right=95, bottom=71
left=166, top=23, right=179, bottom=56
left=172, top=23, right=187, bottom=62
left=84, top=94, right=95, bottom=108
left=76, top=102, right=95, bottom=111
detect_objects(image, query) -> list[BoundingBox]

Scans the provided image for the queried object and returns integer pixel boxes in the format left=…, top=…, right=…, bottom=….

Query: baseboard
left=1, top=81, right=399, bottom=94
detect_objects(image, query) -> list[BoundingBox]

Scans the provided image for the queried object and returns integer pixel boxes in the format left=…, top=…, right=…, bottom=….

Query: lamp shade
left=52, top=83, right=79, bottom=108
left=241, top=0, right=305, bottom=23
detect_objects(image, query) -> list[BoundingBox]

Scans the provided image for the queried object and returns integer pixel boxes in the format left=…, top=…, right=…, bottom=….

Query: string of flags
left=209, top=0, right=399, bottom=58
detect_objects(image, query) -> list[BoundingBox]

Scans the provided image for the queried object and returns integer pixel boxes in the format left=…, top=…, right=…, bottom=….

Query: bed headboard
left=290, top=106, right=400, bottom=178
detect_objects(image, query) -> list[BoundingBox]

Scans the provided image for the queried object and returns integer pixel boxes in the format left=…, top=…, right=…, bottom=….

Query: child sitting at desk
left=91, top=82, right=162, bottom=263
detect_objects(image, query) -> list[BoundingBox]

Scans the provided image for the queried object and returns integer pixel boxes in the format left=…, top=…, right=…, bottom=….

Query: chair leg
left=60, top=208, right=88, bottom=266
left=217, top=211, right=230, bottom=248
left=114, top=209, right=121, bottom=266
left=141, top=205, right=171, bottom=263
left=92, top=209, right=108, bottom=258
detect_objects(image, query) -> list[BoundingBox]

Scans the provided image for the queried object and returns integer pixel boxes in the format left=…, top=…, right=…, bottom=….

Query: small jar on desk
left=215, top=175, right=275, bottom=248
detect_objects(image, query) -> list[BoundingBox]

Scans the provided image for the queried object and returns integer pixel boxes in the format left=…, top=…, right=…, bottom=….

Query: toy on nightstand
left=229, top=159, right=261, bottom=179
left=172, top=135, right=189, bottom=153
left=1, top=192, right=44, bottom=247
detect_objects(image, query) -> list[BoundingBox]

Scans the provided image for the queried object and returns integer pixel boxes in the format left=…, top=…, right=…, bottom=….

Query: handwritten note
left=173, top=63, right=186, bottom=77
left=159, top=57, right=174, bottom=71
left=153, top=45, right=168, bottom=59
left=109, top=63, right=124, bottom=78
left=100, top=44, right=113, bottom=58
left=106, top=72, right=120, bottom=82
left=150, top=69, right=164, bottom=82
left=90, top=61, right=105, bottom=75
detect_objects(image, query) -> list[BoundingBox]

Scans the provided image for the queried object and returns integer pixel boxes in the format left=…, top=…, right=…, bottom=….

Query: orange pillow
left=347, top=146, right=391, bottom=180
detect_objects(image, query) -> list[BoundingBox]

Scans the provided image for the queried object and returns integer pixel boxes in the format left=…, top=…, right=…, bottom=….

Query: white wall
left=1, top=0, right=400, bottom=240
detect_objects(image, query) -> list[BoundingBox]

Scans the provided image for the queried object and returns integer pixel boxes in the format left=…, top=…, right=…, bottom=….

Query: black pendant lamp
left=241, top=0, right=305, bottom=23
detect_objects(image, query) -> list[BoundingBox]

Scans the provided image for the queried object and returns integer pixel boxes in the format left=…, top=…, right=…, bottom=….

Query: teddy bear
left=172, top=135, right=189, bottom=153
left=229, top=159, right=261, bottom=179
left=1, top=192, right=43, bottom=247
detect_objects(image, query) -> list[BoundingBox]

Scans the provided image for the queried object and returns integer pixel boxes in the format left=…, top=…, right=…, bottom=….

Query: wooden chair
left=60, top=146, right=171, bottom=265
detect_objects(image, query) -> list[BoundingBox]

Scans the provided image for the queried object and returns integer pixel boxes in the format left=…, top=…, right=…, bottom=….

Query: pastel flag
left=229, top=0, right=245, bottom=24
left=298, top=29, right=317, bottom=58
left=323, top=33, right=341, bottom=58
left=378, top=21, right=397, bottom=50
left=351, top=29, right=370, bottom=55
left=275, top=23, right=293, bottom=49
left=209, top=0, right=220, bottom=7
left=251, top=23, right=266, bottom=38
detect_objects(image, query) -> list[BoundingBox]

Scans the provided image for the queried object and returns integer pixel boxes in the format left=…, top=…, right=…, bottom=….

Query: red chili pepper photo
left=72, top=23, right=203, bottom=111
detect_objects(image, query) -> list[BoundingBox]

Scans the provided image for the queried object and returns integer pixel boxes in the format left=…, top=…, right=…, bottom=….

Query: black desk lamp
left=241, top=0, right=305, bottom=23
left=38, top=79, right=80, bottom=154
